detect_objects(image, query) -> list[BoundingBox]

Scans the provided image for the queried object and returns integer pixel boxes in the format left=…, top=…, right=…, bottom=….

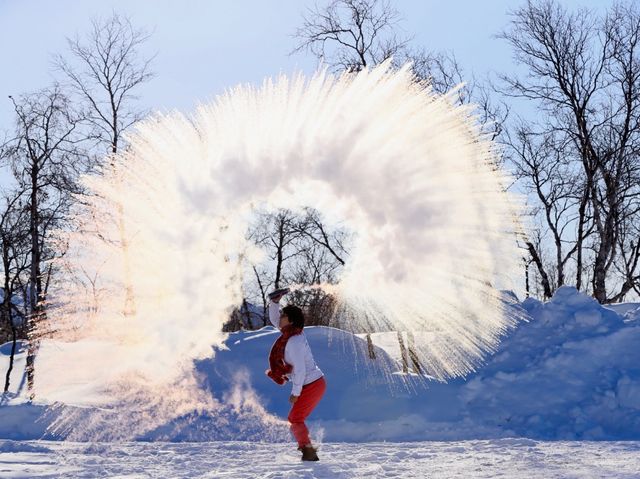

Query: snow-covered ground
left=1, top=287, right=640, bottom=476
left=2, top=439, right=640, bottom=479
left=4, top=287, right=640, bottom=442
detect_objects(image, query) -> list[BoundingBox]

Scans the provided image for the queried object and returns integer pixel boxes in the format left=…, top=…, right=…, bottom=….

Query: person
left=266, top=289, right=326, bottom=462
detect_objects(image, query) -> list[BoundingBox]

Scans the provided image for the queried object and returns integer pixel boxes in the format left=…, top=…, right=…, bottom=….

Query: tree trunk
left=406, top=331, right=422, bottom=374
left=252, top=266, right=268, bottom=326
left=555, top=237, right=564, bottom=288
left=366, top=334, right=376, bottom=359
left=575, top=189, right=589, bottom=291
left=26, top=166, right=40, bottom=397
left=592, top=204, right=617, bottom=303
left=2, top=242, right=13, bottom=392
left=3, top=319, right=17, bottom=393
left=242, top=299, right=253, bottom=330
left=397, top=331, right=409, bottom=373
left=524, top=258, right=531, bottom=298
left=525, top=242, right=553, bottom=299
left=274, top=221, right=284, bottom=290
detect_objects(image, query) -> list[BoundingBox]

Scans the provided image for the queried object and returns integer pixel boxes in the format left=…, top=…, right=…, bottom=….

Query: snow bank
left=436, top=286, right=640, bottom=440
left=1, top=287, right=639, bottom=441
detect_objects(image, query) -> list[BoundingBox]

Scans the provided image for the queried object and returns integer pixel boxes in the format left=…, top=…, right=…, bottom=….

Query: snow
left=1, top=287, right=640, bottom=474
left=604, top=302, right=640, bottom=319
left=1, top=439, right=639, bottom=479
left=0, top=342, right=26, bottom=403
left=2, top=287, right=640, bottom=442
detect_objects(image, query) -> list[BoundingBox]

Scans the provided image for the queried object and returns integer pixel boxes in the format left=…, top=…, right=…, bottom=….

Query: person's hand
left=269, top=288, right=290, bottom=303
left=271, top=292, right=285, bottom=303
left=289, top=395, right=299, bottom=404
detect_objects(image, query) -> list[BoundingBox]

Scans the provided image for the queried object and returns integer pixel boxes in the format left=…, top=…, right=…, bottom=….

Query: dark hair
left=282, top=305, right=305, bottom=329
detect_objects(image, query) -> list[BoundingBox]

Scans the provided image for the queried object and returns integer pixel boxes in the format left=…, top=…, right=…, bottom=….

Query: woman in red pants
left=266, top=290, right=326, bottom=461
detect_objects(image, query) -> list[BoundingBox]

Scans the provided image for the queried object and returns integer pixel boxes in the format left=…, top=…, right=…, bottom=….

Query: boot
left=298, top=445, right=319, bottom=461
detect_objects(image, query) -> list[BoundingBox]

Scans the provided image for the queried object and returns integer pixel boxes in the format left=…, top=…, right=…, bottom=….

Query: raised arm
left=268, top=300, right=280, bottom=328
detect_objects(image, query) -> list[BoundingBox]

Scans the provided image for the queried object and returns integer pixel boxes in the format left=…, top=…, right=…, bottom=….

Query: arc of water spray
left=39, top=62, right=524, bottom=438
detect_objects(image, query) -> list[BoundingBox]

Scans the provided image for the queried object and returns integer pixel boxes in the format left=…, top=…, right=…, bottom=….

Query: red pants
left=288, top=377, right=326, bottom=447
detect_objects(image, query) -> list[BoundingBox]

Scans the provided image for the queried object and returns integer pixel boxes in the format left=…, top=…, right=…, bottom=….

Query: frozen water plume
left=38, top=62, right=525, bottom=440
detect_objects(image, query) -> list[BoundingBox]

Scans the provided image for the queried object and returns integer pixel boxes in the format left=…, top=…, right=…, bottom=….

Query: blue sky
left=0, top=0, right=610, bottom=131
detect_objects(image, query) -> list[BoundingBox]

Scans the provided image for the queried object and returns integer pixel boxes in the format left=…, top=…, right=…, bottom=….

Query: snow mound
left=445, top=286, right=640, bottom=440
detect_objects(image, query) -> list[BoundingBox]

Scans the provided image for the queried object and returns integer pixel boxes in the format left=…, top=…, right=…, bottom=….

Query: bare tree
left=55, top=13, right=154, bottom=155
left=56, top=13, right=155, bottom=317
left=506, top=125, right=594, bottom=296
left=293, top=0, right=508, bottom=141
left=251, top=264, right=270, bottom=326
left=293, top=0, right=408, bottom=72
left=286, top=244, right=341, bottom=327
left=500, top=0, right=640, bottom=302
left=610, top=210, right=640, bottom=301
left=0, top=189, right=30, bottom=393
left=242, top=209, right=302, bottom=328
left=294, top=207, right=348, bottom=266
left=249, top=209, right=306, bottom=291
left=523, top=231, right=553, bottom=300
left=411, top=50, right=510, bottom=141
left=4, top=85, right=86, bottom=396
left=240, top=208, right=349, bottom=330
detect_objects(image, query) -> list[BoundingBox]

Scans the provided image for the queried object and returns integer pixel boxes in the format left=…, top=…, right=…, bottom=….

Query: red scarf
left=266, top=324, right=303, bottom=385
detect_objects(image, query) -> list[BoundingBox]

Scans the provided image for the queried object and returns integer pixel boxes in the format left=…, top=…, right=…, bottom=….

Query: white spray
left=40, top=63, right=524, bottom=439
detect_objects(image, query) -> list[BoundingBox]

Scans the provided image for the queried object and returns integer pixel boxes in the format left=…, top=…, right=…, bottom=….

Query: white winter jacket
left=269, top=301, right=324, bottom=396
